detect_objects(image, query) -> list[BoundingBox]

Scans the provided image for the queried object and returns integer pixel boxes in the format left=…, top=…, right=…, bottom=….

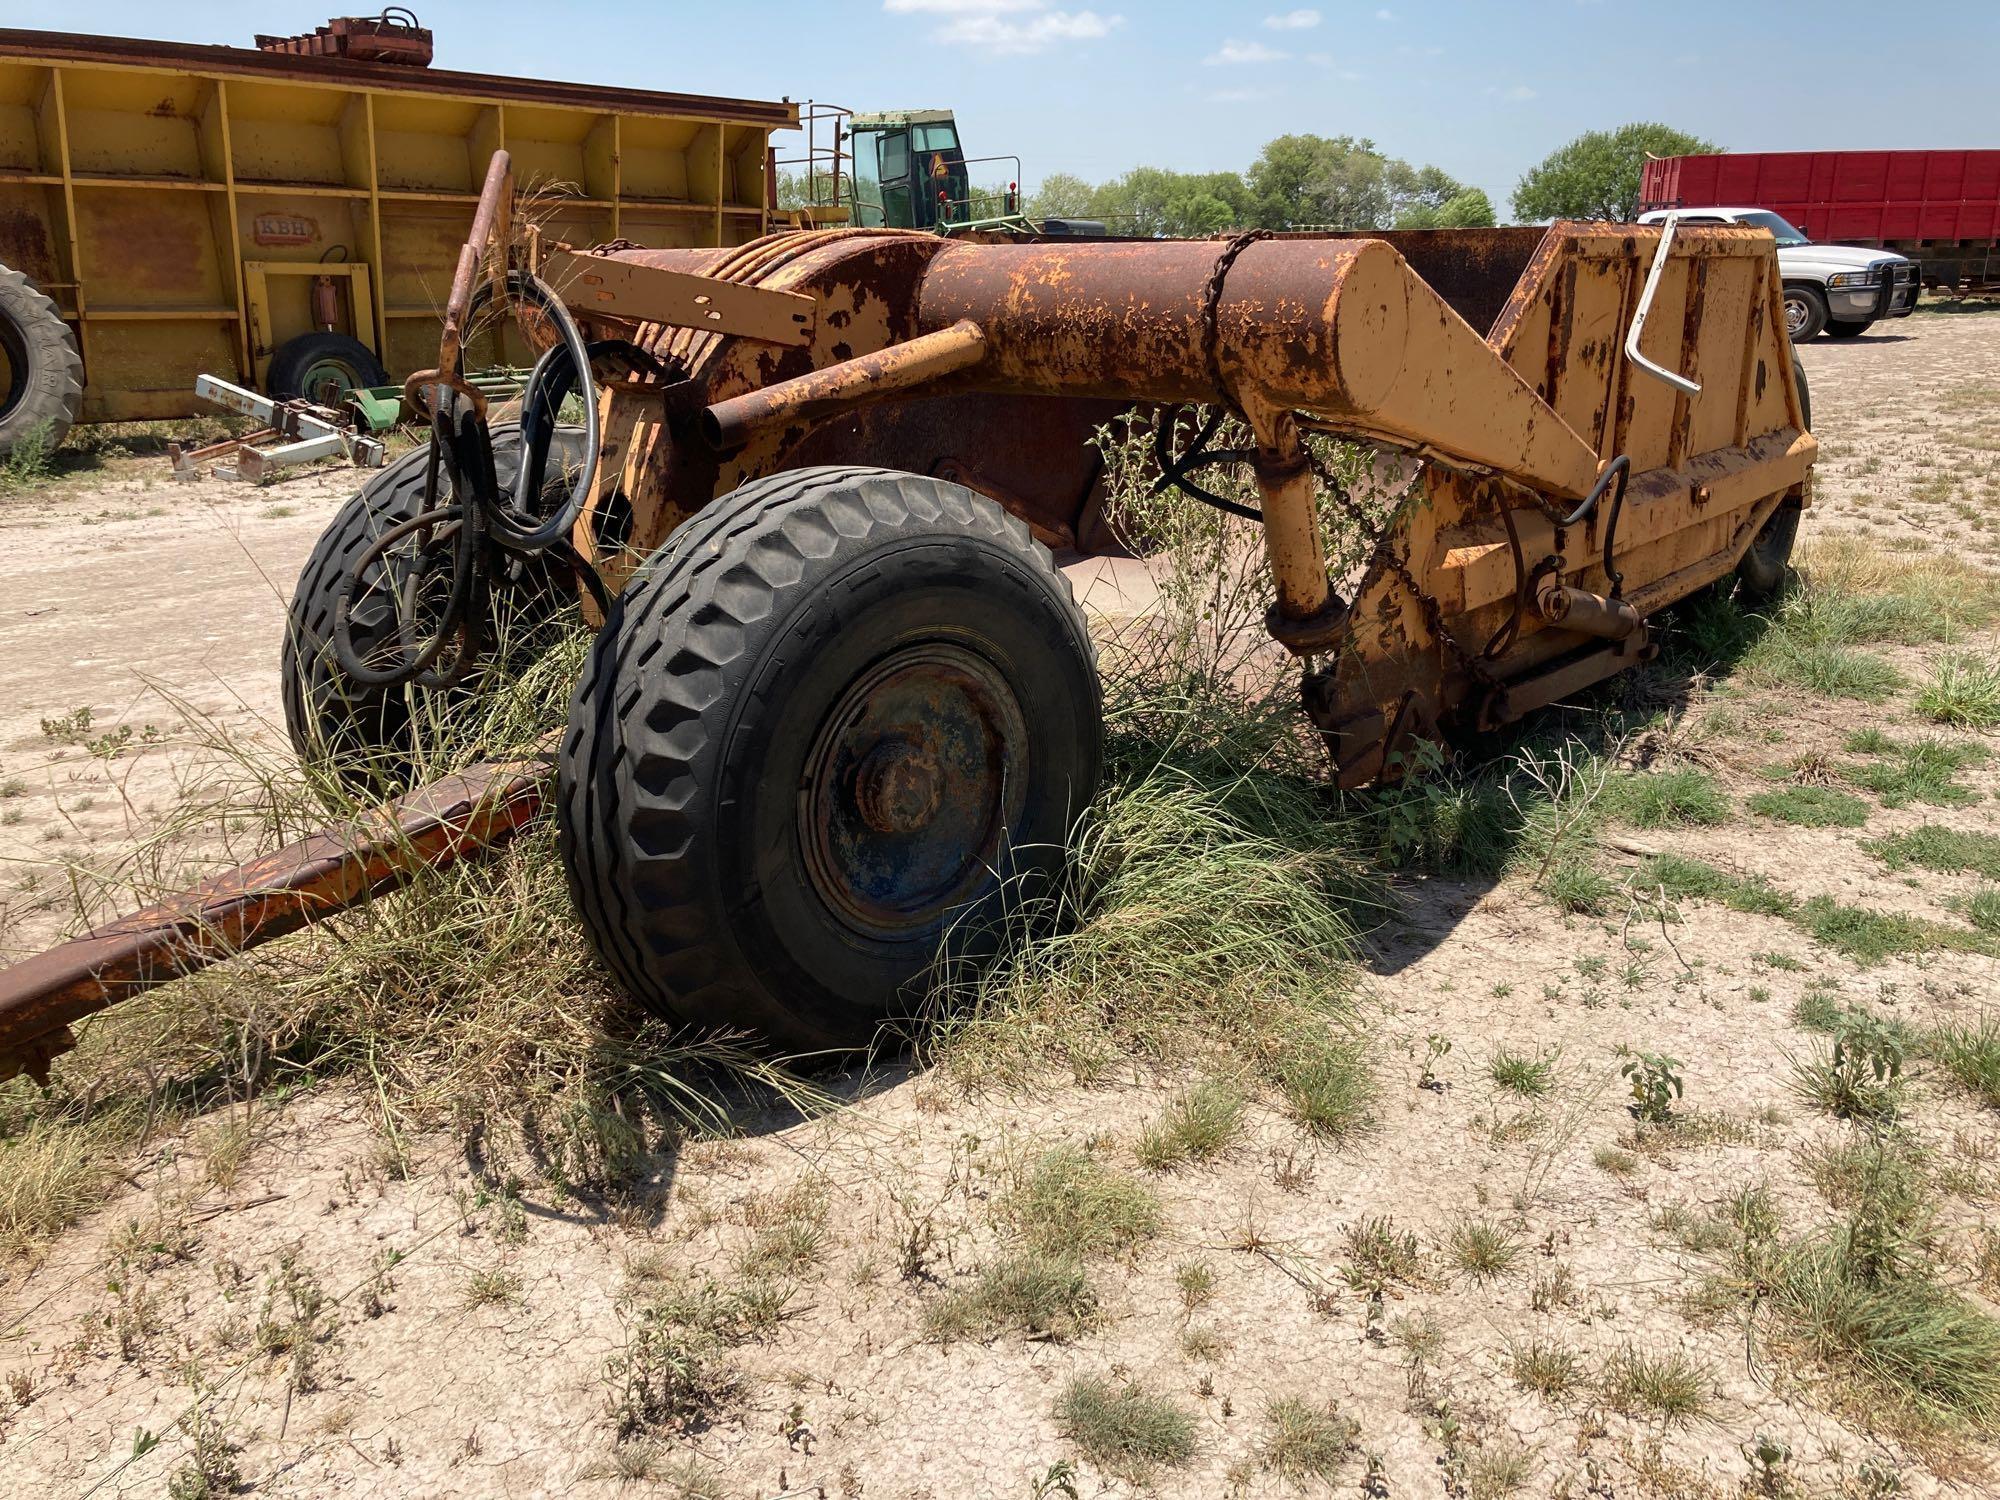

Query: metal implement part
left=0, top=751, right=553, bottom=1083
left=173, top=374, right=386, bottom=479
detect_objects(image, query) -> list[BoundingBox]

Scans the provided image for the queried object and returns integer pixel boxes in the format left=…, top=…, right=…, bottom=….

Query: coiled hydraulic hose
left=330, top=270, right=611, bottom=691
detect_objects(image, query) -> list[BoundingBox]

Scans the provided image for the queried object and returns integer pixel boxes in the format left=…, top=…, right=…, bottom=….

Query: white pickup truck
left=1636, top=207, right=1920, bottom=343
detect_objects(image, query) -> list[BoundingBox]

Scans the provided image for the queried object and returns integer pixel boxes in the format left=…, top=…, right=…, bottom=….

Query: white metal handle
left=1624, top=214, right=1701, bottom=398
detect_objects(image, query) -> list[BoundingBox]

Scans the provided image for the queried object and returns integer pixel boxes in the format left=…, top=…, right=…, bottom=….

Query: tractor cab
left=771, top=104, right=1037, bottom=233
left=848, top=110, right=973, bottom=230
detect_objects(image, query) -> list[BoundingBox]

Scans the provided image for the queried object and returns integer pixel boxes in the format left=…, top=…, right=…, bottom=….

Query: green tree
left=1246, top=135, right=1473, bottom=230
left=1511, top=123, right=1719, bottom=224
left=1027, top=171, right=1099, bottom=220
left=1395, top=187, right=1497, bottom=230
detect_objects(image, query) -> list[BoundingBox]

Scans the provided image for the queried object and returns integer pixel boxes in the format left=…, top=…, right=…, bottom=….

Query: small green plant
left=164, top=1404, right=242, bottom=1500
left=1341, top=1215, right=1427, bottom=1293
left=1621, top=1052, right=1684, bottom=1124
left=1174, top=1258, right=1217, bottom=1313
left=1488, top=1045, right=1557, bottom=1098
left=1448, top=1217, right=1521, bottom=1283
left=0, top=421, right=58, bottom=489
left=1419, top=1032, right=1452, bottom=1091
left=1917, top=652, right=2000, bottom=728
left=1134, top=1079, right=1244, bottom=1171
left=1052, top=1376, right=1197, bottom=1480
left=38, top=705, right=93, bottom=744
left=1793, top=1012, right=1906, bottom=1121
left=1865, top=825, right=2000, bottom=881
left=1261, top=1394, right=1358, bottom=1482
left=603, top=1278, right=776, bottom=1438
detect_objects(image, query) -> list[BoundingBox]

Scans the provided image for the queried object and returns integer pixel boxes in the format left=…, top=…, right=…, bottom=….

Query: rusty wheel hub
left=801, top=645, right=1028, bottom=938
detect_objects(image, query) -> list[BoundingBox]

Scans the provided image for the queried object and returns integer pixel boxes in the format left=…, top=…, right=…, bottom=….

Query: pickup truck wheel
left=1825, top=321, right=1872, bottom=339
left=558, top=465, right=1102, bottom=1052
left=1783, top=285, right=1827, bottom=343
left=1735, top=358, right=1811, bottom=603
left=0, top=263, right=83, bottom=457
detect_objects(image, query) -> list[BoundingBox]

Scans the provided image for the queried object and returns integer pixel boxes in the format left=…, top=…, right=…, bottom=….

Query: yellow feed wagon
left=0, top=17, right=795, bottom=453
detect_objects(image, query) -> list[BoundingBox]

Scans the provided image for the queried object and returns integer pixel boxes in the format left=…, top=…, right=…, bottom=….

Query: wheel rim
left=800, top=644, right=1029, bottom=939
left=297, top=355, right=363, bottom=404
left=1783, top=295, right=1809, bottom=337
left=0, top=310, right=27, bottom=424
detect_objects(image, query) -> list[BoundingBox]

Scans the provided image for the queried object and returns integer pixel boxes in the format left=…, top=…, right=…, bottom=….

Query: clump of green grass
left=0, top=422, right=59, bottom=492
left=1341, top=1215, right=1429, bottom=1293
left=1135, top=1079, right=1245, bottom=1171
left=923, top=1255, right=1097, bottom=1343
left=1769, top=1232, right=2000, bottom=1434
left=1843, top=735, right=1987, bottom=809
left=1261, top=1394, right=1358, bottom=1482
left=1602, top=768, right=1730, bottom=829
left=1448, top=1217, right=1521, bottom=1283
left=1970, top=886, right=2000, bottom=935
left=1929, top=1016, right=2000, bottom=1110
left=1510, top=1337, right=1585, bottom=1399
left=1743, top=629, right=1902, bottom=702
left=1053, top=1376, right=1198, bottom=1480
left=1641, top=853, right=1796, bottom=918
left=1488, top=1046, right=1557, bottom=1097
left=1747, top=783, right=1871, bottom=829
left=1798, top=896, right=1975, bottom=966
left=1271, top=1032, right=1373, bottom=1138
left=1006, top=1145, right=1161, bottom=1258
left=1598, top=1347, right=1711, bottom=1424
left=1917, top=653, right=2000, bottom=729
left=1865, top=825, right=2000, bottom=881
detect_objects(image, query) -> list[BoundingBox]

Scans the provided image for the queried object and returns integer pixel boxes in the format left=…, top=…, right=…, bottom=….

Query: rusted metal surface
left=543, top=250, right=817, bottom=348
left=254, top=13, right=435, bottom=66
left=0, top=29, right=795, bottom=125
left=0, top=751, right=553, bottom=1084
left=703, top=319, right=988, bottom=452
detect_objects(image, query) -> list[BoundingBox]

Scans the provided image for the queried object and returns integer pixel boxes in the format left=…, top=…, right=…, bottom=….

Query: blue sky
left=35, top=1, right=2000, bottom=214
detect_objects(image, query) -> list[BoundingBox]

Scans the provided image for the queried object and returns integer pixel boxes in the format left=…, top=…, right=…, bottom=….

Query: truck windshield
left=1736, top=211, right=1810, bottom=247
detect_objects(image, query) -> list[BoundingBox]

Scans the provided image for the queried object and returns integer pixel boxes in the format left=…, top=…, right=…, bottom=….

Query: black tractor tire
left=1782, top=284, right=1828, bottom=343
left=266, top=331, right=388, bottom=404
left=558, top=465, right=1103, bottom=1052
left=1736, top=358, right=1811, bottom=602
left=281, top=422, right=584, bottom=784
left=1825, top=320, right=1872, bottom=339
left=0, top=263, right=83, bottom=456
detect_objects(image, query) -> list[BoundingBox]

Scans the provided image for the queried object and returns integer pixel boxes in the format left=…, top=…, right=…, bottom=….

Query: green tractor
left=776, top=105, right=1102, bottom=237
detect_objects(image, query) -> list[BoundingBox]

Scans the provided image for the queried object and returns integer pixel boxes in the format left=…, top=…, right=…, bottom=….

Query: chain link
left=1302, top=446, right=1502, bottom=693
left=1197, top=229, right=1272, bottom=419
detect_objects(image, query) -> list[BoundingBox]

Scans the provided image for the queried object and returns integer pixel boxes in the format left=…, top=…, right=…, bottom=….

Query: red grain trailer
left=1640, top=150, right=2000, bottom=293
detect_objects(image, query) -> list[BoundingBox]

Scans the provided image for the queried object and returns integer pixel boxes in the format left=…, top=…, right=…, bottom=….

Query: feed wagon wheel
left=1735, top=357, right=1812, bottom=603
left=0, top=263, right=83, bottom=457
left=281, top=422, right=586, bottom=788
left=558, top=465, right=1103, bottom=1052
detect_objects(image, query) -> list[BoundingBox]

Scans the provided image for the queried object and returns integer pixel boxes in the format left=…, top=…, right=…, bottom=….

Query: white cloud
left=906, top=2, right=1124, bottom=53
left=1486, top=83, right=1538, bottom=102
left=1304, top=50, right=1334, bottom=66
left=1375, top=7, right=1395, bottom=18
left=1262, top=8, right=1321, bottom=27
left=1205, top=38, right=1289, bottom=64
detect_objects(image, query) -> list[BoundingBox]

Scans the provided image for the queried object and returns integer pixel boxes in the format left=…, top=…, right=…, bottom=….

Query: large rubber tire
left=266, top=332, right=388, bottom=404
left=281, top=422, right=583, bottom=784
left=1736, top=359, right=1811, bottom=602
left=0, top=263, right=83, bottom=456
left=558, top=465, right=1103, bottom=1052
left=1825, top=321, right=1872, bottom=339
left=1783, top=284, right=1828, bottom=343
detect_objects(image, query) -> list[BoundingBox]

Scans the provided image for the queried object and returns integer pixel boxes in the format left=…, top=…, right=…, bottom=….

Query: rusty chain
left=1198, top=228, right=1272, bottom=419
left=1302, top=445, right=1503, bottom=693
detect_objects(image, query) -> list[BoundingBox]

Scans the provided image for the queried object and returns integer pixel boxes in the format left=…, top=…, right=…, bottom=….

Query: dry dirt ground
left=2, top=308, right=1998, bottom=1500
